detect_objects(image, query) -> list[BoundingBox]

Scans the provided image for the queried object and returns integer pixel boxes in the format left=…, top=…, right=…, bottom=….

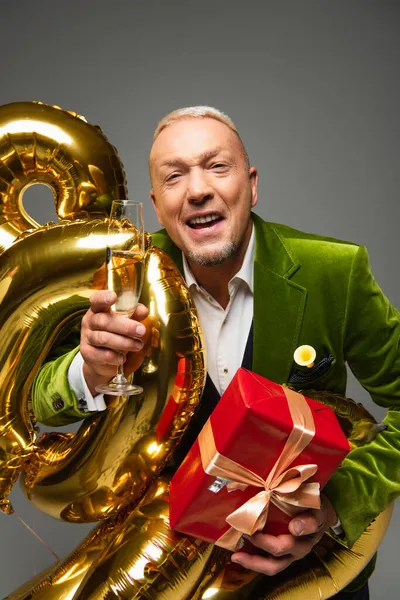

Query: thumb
left=90, top=290, right=117, bottom=313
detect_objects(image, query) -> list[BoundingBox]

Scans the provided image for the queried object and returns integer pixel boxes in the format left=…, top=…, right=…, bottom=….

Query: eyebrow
left=159, top=147, right=228, bottom=169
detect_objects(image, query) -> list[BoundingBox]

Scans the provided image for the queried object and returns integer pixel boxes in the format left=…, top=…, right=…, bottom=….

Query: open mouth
left=187, top=214, right=224, bottom=229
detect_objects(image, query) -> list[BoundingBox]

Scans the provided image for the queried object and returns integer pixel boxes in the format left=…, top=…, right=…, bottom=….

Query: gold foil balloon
left=0, top=101, right=127, bottom=253
left=71, top=478, right=222, bottom=600
left=0, top=219, right=144, bottom=514
left=189, top=508, right=393, bottom=600
left=7, top=481, right=392, bottom=600
left=293, top=388, right=389, bottom=449
left=5, top=478, right=223, bottom=600
left=22, top=246, right=205, bottom=522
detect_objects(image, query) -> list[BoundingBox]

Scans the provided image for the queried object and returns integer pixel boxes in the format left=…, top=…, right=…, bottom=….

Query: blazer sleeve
left=324, top=245, right=400, bottom=546
left=31, top=323, right=93, bottom=427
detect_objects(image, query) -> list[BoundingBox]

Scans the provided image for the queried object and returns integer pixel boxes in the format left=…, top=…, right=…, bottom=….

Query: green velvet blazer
left=32, top=213, right=400, bottom=552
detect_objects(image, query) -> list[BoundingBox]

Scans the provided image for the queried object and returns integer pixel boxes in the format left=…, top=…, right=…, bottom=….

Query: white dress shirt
left=68, top=351, right=107, bottom=411
left=182, top=230, right=254, bottom=395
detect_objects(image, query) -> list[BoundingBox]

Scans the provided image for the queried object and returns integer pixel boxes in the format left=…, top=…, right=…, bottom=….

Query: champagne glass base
left=95, top=382, right=143, bottom=396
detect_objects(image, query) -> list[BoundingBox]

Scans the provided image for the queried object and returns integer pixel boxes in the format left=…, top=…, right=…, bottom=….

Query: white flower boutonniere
left=293, top=345, right=316, bottom=368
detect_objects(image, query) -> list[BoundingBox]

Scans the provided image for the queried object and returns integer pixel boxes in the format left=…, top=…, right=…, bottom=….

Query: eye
left=209, top=162, right=229, bottom=173
left=165, top=172, right=181, bottom=183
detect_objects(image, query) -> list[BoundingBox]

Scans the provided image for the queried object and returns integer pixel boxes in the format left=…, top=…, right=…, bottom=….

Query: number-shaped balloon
left=0, top=103, right=206, bottom=519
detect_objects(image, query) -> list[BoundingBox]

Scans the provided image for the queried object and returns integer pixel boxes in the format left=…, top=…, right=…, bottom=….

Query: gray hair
left=152, top=105, right=249, bottom=167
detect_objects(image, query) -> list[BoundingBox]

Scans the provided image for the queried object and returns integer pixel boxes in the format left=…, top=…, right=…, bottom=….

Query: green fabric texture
left=32, top=213, right=400, bottom=585
left=31, top=323, right=87, bottom=426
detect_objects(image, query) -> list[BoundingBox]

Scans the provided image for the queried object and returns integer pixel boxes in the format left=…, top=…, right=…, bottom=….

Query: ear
left=150, top=189, right=165, bottom=226
left=249, top=167, right=258, bottom=208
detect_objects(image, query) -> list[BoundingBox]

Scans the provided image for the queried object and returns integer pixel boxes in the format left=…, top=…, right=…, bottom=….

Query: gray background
left=0, top=0, right=399, bottom=597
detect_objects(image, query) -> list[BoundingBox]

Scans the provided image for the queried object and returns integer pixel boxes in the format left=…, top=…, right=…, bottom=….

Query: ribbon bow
left=198, top=386, right=321, bottom=551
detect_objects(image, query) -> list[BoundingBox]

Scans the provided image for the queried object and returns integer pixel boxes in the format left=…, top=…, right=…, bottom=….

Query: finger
left=289, top=512, right=321, bottom=537
left=231, top=552, right=293, bottom=576
left=245, top=533, right=294, bottom=556
left=124, top=348, right=147, bottom=375
left=90, top=290, right=117, bottom=313
left=82, top=346, right=124, bottom=371
left=132, top=303, right=149, bottom=321
left=152, top=327, right=160, bottom=341
left=89, top=312, right=147, bottom=340
left=245, top=532, right=311, bottom=558
left=86, top=329, right=144, bottom=352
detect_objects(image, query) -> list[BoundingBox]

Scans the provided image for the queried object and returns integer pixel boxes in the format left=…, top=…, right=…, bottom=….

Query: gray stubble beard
left=186, top=240, right=237, bottom=267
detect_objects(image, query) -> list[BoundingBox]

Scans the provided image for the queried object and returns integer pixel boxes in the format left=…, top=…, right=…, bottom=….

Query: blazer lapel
left=252, top=216, right=307, bottom=385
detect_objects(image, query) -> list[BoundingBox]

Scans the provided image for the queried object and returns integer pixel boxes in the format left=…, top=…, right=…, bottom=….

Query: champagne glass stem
left=115, top=358, right=127, bottom=384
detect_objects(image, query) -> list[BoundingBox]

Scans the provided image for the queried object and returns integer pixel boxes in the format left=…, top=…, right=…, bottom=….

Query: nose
left=186, top=168, right=213, bottom=204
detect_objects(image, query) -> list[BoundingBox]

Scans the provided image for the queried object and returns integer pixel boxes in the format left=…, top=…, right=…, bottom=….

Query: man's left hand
left=231, top=495, right=338, bottom=576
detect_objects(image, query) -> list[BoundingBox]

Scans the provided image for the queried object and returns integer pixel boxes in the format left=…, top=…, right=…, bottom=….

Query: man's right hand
left=80, top=290, right=149, bottom=396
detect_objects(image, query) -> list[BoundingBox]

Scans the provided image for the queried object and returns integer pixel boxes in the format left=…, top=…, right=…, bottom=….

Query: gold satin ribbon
left=198, top=385, right=321, bottom=551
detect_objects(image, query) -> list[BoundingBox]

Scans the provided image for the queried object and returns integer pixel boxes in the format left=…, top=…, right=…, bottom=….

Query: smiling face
left=149, top=117, right=258, bottom=269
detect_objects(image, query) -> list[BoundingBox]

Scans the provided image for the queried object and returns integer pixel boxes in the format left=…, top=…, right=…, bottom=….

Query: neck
left=188, top=225, right=252, bottom=309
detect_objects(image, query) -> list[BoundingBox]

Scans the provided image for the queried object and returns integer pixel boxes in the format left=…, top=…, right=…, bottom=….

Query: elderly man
left=33, top=107, right=400, bottom=599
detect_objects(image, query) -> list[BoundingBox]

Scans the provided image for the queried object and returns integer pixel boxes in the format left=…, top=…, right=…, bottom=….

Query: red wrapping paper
left=169, top=368, right=350, bottom=547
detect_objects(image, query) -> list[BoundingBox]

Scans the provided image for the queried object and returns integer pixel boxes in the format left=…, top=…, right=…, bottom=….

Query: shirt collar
left=182, top=225, right=255, bottom=294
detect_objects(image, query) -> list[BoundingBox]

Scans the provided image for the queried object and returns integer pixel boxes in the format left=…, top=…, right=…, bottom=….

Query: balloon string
left=15, top=514, right=60, bottom=561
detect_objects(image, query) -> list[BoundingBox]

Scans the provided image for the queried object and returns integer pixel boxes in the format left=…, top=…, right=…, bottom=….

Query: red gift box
left=169, top=368, right=350, bottom=551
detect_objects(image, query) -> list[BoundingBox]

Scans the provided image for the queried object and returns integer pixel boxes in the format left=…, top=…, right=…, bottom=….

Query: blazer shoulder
left=150, top=228, right=171, bottom=250
left=149, top=228, right=183, bottom=273
left=264, top=220, right=362, bottom=267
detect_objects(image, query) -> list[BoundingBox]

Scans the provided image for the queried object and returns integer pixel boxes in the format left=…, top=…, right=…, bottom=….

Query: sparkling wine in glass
left=95, top=200, right=145, bottom=396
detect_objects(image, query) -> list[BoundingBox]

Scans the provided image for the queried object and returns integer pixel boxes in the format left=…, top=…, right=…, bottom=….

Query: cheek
left=218, top=176, right=248, bottom=207
left=155, top=190, right=181, bottom=220
left=158, top=203, right=182, bottom=232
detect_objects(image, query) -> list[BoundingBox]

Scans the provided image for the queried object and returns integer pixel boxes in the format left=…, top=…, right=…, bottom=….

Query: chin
left=187, top=242, right=236, bottom=267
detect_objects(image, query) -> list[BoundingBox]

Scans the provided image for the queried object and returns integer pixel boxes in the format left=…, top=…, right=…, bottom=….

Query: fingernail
left=292, top=520, right=303, bottom=535
left=231, top=557, right=242, bottom=565
left=136, top=324, right=146, bottom=336
left=106, top=292, right=114, bottom=303
left=134, top=339, right=143, bottom=350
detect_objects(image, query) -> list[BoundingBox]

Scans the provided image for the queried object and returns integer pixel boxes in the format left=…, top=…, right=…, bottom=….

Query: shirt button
left=223, top=368, right=228, bottom=374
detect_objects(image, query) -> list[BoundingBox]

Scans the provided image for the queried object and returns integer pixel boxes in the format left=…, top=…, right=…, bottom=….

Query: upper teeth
left=189, top=214, right=219, bottom=225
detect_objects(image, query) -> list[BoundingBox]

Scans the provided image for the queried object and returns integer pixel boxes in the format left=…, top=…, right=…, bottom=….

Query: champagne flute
left=96, top=200, right=145, bottom=396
